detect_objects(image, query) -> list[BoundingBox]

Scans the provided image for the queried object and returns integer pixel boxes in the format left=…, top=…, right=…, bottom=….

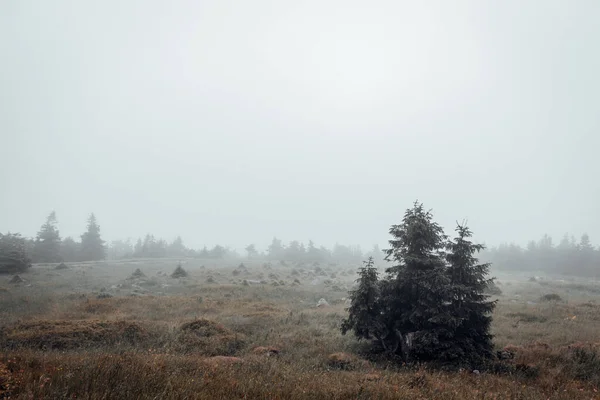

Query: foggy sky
left=1, top=1, right=599, bottom=252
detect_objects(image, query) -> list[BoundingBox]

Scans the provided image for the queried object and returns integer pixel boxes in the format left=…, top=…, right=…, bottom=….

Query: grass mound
left=8, top=275, right=25, bottom=284
left=176, top=319, right=245, bottom=356
left=327, top=352, right=363, bottom=370
left=171, top=264, right=188, bottom=278
left=129, top=268, right=145, bottom=279
left=1, top=320, right=153, bottom=350
left=540, top=293, right=563, bottom=302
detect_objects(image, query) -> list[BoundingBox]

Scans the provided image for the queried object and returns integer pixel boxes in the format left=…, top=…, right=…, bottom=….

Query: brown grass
left=1, top=319, right=156, bottom=350
left=1, top=260, right=600, bottom=399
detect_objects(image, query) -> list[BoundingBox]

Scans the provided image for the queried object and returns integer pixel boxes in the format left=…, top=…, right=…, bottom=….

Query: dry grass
left=1, top=259, right=600, bottom=399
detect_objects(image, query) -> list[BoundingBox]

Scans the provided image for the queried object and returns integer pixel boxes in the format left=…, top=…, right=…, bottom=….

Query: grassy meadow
left=1, top=259, right=600, bottom=399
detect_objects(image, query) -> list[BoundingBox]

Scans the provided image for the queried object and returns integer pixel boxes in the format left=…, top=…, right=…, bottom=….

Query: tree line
left=108, top=236, right=378, bottom=264
left=0, top=211, right=105, bottom=273
left=481, top=233, right=600, bottom=277
left=0, top=211, right=380, bottom=272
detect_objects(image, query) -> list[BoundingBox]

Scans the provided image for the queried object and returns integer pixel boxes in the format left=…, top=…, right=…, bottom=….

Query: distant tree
left=245, top=244, right=258, bottom=259
left=267, top=237, right=285, bottom=260
left=32, top=211, right=62, bottom=263
left=332, top=243, right=363, bottom=264
left=108, top=239, right=133, bottom=260
left=444, top=223, right=496, bottom=363
left=0, top=232, right=32, bottom=274
left=482, top=233, right=600, bottom=278
left=198, top=246, right=209, bottom=258
left=80, top=213, right=105, bottom=261
left=60, top=237, right=81, bottom=262
left=365, top=244, right=385, bottom=265
left=134, top=238, right=143, bottom=256
left=141, top=234, right=155, bottom=257
left=305, top=240, right=330, bottom=263
left=155, top=239, right=168, bottom=258
left=208, top=245, right=227, bottom=259
left=168, top=236, right=186, bottom=257
left=578, top=234, right=595, bottom=276
left=306, top=240, right=319, bottom=261
left=580, top=233, right=593, bottom=251
left=286, top=240, right=305, bottom=261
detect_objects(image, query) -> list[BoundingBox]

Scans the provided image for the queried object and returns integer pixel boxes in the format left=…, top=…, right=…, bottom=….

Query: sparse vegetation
left=0, top=254, right=599, bottom=399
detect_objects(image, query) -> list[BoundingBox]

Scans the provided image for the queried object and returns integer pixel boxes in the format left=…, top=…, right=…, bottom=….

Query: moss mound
left=0, top=320, right=153, bottom=350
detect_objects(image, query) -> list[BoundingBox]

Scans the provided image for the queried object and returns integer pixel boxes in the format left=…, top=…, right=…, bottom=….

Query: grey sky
left=1, top=0, right=599, bottom=252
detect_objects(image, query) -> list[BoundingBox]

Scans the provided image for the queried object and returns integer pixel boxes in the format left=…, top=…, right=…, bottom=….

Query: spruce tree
left=80, top=213, right=106, bottom=261
left=382, top=201, right=452, bottom=361
left=341, top=257, right=383, bottom=341
left=445, top=223, right=496, bottom=363
left=341, top=202, right=497, bottom=365
left=32, top=211, right=62, bottom=263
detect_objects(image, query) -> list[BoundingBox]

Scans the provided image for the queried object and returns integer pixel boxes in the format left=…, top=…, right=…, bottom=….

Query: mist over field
left=2, top=1, right=599, bottom=252
left=2, top=2, right=600, bottom=399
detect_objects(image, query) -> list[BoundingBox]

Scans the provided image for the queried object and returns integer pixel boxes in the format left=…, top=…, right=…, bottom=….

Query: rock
left=97, top=292, right=113, bottom=299
left=316, top=298, right=329, bottom=308
left=252, top=346, right=281, bottom=356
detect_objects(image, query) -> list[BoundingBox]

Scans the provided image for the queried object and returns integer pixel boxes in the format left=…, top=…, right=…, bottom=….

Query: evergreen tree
left=60, top=237, right=81, bottom=262
left=341, top=257, right=383, bottom=341
left=134, top=238, right=143, bottom=257
left=209, top=245, right=227, bottom=259
left=445, top=222, right=496, bottom=363
left=109, top=239, right=133, bottom=260
left=381, top=201, right=451, bottom=361
left=168, top=236, right=186, bottom=257
left=267, top=237, right=285, bottom=260
left=0, top=232, right=32, bottom=273
left=32, top=211, right=62, bottom=263
left=80, top=213, right=105, bottom=261
left=286, top=240, right=305, bottom=261
left=245, top=244, right=258, bottom=259
left=341, top=202, right=497, bottom=365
